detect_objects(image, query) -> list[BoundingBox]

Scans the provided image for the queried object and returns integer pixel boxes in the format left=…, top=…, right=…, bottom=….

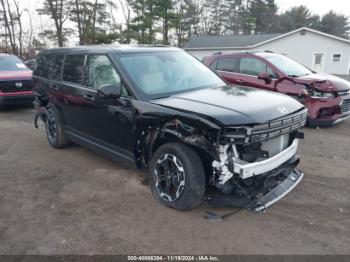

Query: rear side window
left=63, top=55, right=85, bottom=85
left=216, top=57, right=240, bottom=73
left=35, top=55, right=49, bottom=78
left=49, top=54, right=64, bottom=80
left=35, top=54, right=64, bottom=80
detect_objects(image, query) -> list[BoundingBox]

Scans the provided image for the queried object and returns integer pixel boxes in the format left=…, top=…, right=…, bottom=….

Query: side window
left=209, top=59, right=217, bottom=70
left=63, top=55, right=85, bottom=85
left=86, top=55, right=130, bottom=96
left=86, top=55, right=120, bottom=89
left=240, top=58, right=274, bottom=77
left=52, top=54, right=64, bottom=80
left=40, top=55, right=50, bottom=78
left=216, top=57, right=240, bottom=73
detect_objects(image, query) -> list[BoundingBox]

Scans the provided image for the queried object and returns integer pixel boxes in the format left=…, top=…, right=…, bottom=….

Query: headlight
left=310, top=91, right=335, bottom=99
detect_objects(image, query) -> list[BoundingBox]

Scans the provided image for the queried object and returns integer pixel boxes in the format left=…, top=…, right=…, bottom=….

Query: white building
left=185, top=27, right=350, bottom=75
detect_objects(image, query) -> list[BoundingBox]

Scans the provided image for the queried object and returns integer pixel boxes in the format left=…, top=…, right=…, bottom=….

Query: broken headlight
left=309, top=91, right=335, bottom=99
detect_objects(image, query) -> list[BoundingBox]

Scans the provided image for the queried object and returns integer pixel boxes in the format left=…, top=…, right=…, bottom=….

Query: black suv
left=33, top=46, right=307, bottom=211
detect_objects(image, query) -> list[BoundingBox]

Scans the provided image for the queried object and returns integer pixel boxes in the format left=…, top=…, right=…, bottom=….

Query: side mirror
left=97, top=84, right=122, bottom=99
left=258, top=72, right=272, bottom=84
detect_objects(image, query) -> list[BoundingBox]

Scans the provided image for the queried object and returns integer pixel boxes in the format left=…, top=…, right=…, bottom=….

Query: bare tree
left=0, top=0, right=16, bottom=53
left=37, top=0, right=70, bottom=47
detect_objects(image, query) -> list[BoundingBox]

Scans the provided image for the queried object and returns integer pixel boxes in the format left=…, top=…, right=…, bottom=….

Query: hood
left=295, top=73, right=350, bottom=92
left=0, top=70, right=32, bottom=80
left=151, top=85, right=304, bottom=126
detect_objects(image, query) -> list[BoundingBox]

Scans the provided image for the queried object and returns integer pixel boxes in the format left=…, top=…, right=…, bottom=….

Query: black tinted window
left=217, top=57, right=240, bottom=72
left=49, top=54, right=64, bottom=80
left=35, top=55, right=49, bottom=77
left=63, top=55, right=85, bottom=85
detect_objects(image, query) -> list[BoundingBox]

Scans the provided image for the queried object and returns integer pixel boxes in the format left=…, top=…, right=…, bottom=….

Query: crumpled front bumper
left=235, top=139, right=299, bottom=179
left=254, top=169, right=304, bottom=212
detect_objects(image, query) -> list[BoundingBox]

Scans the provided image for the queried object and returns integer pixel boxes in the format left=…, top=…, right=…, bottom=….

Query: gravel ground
left=0, top=107, right=349, bottom=255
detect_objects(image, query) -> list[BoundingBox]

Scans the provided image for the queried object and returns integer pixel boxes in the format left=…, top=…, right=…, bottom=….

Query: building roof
left=185, top=27, right=350, bottom=50
left=185, top=33, right=281, bottom=49
left=40, top=45, right=180, bottom=55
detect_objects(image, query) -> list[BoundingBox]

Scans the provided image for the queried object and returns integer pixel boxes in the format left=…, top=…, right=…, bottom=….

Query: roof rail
left=265, top=50, right=274, bottom=53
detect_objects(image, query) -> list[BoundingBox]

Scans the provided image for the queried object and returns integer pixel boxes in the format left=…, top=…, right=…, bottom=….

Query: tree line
left=0, top=0, right=349, bottom=58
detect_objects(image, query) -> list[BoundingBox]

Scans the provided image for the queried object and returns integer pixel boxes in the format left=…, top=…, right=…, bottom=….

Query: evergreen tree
left=321, top=11, right=349, bottom=38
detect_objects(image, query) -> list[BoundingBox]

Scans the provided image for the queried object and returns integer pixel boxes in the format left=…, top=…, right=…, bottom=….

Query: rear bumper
left=0, top=91, right=34, bottom=106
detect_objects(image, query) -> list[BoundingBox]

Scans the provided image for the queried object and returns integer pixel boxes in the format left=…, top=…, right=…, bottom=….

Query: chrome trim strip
left=235, top=139, right=299, bottom=179
left=333, top=113, right=350, bottom=125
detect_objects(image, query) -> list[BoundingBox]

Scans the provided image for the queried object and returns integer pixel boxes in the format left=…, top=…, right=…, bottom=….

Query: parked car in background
left=203, top=52, right=350, bottom=127
left=33, top=46, right=306, bottom=212
left=0, top=53, right=34, bottom=109
left=24, top=59, right=37, bottom=70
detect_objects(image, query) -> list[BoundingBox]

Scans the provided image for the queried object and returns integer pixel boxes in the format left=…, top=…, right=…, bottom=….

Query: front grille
left=0, top=80, right=33, bottom=93
left=220, top=109, right=308, bottom=144
left=1, top=96, right=34, bottom=105
left=341, top=99, right=350, bottom=113
left=251, top=109, right=308, bottom=142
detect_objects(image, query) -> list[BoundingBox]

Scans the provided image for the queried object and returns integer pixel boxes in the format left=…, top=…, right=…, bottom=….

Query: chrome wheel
left=154, top=154, right=186, bottom=202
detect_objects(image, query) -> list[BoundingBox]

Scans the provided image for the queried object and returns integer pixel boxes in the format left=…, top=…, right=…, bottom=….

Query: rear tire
left=45, top=107, right=70, bottom=149
left=149, top=143, right=206, bottom=210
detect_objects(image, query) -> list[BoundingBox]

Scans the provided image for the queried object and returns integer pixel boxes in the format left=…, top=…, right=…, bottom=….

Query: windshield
left=0, top=56, right=29, bottom=71
left=117, top=51, right=225, bottom=99
left=265, top=55, right=313, bottom=77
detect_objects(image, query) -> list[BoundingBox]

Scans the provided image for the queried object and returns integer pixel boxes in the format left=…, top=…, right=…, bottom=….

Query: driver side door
left=237, top=57, right=277, bottom=92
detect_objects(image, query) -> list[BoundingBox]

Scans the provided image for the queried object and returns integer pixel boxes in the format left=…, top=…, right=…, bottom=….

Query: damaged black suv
left=33, top=46, right=307, bottom=211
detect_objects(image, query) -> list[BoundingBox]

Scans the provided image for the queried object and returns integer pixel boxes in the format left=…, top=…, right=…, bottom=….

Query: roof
left=185, top=27, right=350, bottom=50
left=40, top=45, right=180, bottom=55
left=185, top=34, right=281, bottom=49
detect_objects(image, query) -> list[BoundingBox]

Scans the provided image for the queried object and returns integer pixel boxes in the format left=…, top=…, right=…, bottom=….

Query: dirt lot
left=0, top=107, right=349, bottom=255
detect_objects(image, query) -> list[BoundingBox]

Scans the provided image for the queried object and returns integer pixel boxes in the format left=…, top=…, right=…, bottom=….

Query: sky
left=276, top=0, right=350, bottom=16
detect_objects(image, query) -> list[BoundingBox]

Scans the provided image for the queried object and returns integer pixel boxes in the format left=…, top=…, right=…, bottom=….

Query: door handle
left=83, top=94, right=95, bottom=102
left=52, top=85, right=59, bottom=90
left=236, top=79, right=245, bottom=84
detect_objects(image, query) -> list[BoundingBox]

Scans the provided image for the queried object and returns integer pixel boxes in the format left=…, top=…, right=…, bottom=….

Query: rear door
left=59, top=53, right=108, bottom=142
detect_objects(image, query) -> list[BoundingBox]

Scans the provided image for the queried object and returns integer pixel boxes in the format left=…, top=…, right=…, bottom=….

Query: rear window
left=63, top=55, right=85, bottom=85
left=0, top=55, right=28, bottom=71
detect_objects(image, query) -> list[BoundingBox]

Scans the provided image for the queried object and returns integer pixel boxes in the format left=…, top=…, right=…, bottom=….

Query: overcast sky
left=276, top=0, right=350, bottom=16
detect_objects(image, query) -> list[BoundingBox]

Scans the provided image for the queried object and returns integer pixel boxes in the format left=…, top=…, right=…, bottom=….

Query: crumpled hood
left=0, top=70, right=32, bottom=80
left=151, top=85, right=305, bottom=126
left=296, top=73, right=350, bottom=92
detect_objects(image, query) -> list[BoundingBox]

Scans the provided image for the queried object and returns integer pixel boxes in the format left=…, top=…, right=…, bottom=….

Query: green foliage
left=321, top=11, right=350, bottom=38
left=31, top=0, right=350, bottom=48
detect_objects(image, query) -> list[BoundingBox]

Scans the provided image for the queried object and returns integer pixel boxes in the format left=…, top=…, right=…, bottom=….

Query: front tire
left=45, top=107, right=70, bottom=149
left=149, top=143, right=206, bottom=210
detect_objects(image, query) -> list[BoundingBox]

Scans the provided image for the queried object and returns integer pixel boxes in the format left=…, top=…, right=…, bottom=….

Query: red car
left=0, top=53, right=34, bottom=109
left=203, top=52, right=350, bottom=127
